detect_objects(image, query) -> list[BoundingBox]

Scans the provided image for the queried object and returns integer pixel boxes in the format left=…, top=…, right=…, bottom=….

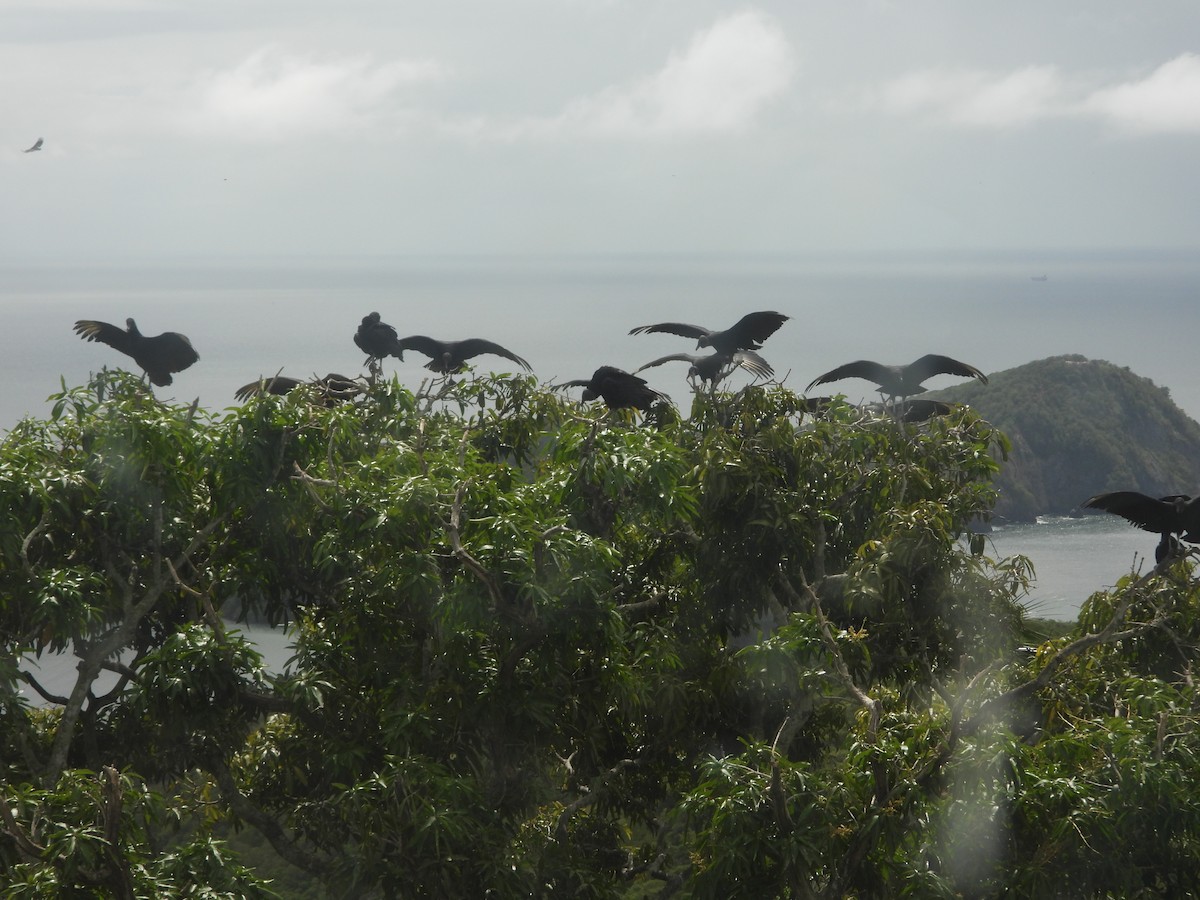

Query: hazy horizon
left=5, top=250, right=1199, bottom=434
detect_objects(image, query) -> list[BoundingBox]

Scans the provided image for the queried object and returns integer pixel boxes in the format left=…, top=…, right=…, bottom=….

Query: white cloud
left=182, top=45, right=445, bottom=141
left=1084, top=53, right=1200, bottom=134
left=494, top=10, right=794, bottom=139
left=880, top=65, right=1065, bottom=128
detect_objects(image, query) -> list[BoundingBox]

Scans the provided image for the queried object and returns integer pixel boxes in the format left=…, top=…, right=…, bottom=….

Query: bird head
left=125, top=318, right=140, bottom=335
left=363, top=312, right=381, bottom=325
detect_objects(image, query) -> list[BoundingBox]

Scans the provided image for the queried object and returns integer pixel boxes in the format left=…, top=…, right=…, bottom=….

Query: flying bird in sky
left=354, top=312, right=406, bottom=368
left=559, top=366, right=667, bottom=411
left=629, top=310, right=789, bottom=356
left=1083, top=491, right=1200, bottom=563
left=635, top=349, right=773, bottom=386
left=398, top=336, right=531, bottom=374
left=806, top=354, right=988, bottom=403
left=234, top=373, right=361, bottom=405
left=73, top=318, right=199, bottom=387
left=23, top=138, right=42, bottom=153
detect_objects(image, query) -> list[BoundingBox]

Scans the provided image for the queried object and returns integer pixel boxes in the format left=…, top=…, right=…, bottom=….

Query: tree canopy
left=3, top=370, right=1200, bottom=898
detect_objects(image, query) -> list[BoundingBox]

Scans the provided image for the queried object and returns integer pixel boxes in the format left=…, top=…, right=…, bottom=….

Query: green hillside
left=933, top=354, right=1200, bottom=521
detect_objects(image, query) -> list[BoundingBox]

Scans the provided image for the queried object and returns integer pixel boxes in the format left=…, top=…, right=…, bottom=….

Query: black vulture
left=354, top=312, right=405, bottom=365
left=629, top=311, right=789, bottom=355
left=235, top=373, right=361, bottom=405
left=23, top=138, right=42, bottom=153
left=1083, top=491, right=1200, bottom=563
left=397, top=336, right=531, bottom=374
left=73, top=318, right=199, bottom=387
left=560, top=366, right=666, bottom=411
left=635, top=349, right=773, bottom=386
left=807, top=354, right=988, bottom=403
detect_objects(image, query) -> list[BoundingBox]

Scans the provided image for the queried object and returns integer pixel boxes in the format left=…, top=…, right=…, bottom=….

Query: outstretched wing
left=806, top=359, right=892, bottom=392
left=731, top=349, right=774, bottom=380
left=634, top=353, right=698, bottom=373
left=905, top=354, right=988, bottom=385
left=723, top=311, right=788, bottom=348
left=454, top=338, right=532, bottom=371
left=629, top=321, right=712, bottom=341
left=24, top=138, right=42, bottom=152
left=235, top=376, right=302, bottom=401
left=73, top=320, right=132, bottom=354
left=1083, top=491, right=1181, bottom=534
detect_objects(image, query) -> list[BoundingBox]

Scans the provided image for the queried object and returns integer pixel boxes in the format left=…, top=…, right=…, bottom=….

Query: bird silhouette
left=235, top=373, right=361, bottom=405
left=635, top=349, right=773, bottom=386
left=807, top=354, right=987, bottom=403
left=73, top=318, right=199, bottom=387
left=1083, top=491, right=1200, bottom=563
left=629, top=311, right=789, bottom=355
left=353, top=313, right=405, bottom=367
left=397, top=336, right=531, bottom=374
left=23, top=138, right=42, bottom=153
left=560, top=366, right=666, bottom=411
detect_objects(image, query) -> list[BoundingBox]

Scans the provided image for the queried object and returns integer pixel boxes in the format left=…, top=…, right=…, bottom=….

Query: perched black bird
left=635, top=349, right=773, bottom=386
left=397, top=336, right=531, bottom=374
left=629, top=311, right=789, bottom=356
left=73, top=318, right=199, bottom=387
left=354, top=312, right=405, bottom=365
left=235, top=373, right=361, bottom=405
left=23, top=138, right=42, bottom=153
left=1083, top=491, right=1200, bottom=563
left=560, top=366, right=666, bottom=411
left=806, top=354, right=988, bottom=403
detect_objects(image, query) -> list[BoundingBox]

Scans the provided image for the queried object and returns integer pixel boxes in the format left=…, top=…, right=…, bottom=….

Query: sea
left=5, top=252, right=1198, bottom=700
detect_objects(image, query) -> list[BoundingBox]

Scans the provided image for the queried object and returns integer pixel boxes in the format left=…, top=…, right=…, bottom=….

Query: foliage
left=1, top=369, right=1199, bottom=897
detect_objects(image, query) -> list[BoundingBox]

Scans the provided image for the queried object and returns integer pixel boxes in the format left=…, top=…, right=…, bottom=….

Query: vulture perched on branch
left=560, top=366, right=666, bottom=411
left=807, top=354, right=988, bottom=403
left=73, top=318, right=199, bottom=387
left=354, top=312, right=406, bottom=366
left=235, top=373, right=361, bottom=405
left=635, top=349, right=773, bottom=386
left=398, top=336, right=531, bottom=374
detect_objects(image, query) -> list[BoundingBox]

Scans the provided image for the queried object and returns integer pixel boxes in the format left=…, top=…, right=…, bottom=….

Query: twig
left=448, top=481, right=504, bottom=608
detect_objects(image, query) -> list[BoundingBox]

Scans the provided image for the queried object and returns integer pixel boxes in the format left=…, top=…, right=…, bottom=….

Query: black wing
left=806, top=359, right=893, bottom=392
left=235, top=376, right=303, bottom=401
left=74, top=319, right=133, bottom=354
left=1083, top=491, right=1181, bottom=534
left=628, top=321, right=713, bottom=340
left=731, top=349, right=774, bottom=380
left=905, top=354, right=988, bottom=385
left=451, top=338, right=532, bottom=371
left=634, top=353, right=700, bottom=373
left=721, top=311, right=788, bottom=348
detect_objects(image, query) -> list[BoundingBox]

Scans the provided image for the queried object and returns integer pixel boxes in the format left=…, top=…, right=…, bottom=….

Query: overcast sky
left=4, top=1, right=1200, bottom=260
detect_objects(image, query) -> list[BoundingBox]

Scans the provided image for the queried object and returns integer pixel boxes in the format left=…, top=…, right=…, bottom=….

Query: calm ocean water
left=4, top=252, right=1200, bottom=427
left=984, top=515, right=1172, bottom=621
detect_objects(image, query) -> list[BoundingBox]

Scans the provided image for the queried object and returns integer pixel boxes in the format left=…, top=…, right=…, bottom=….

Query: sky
left=3, top=1, right=1200, bottom=436
left=4, top=1, right=1200, bottom=259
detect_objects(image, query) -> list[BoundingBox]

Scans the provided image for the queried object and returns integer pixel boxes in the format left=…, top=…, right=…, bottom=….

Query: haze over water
left=5, top=251, right=1200, bottom=430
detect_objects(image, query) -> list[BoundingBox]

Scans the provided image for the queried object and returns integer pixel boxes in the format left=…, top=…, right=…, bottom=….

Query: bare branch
left=211, top=763, right=329, bottom=878
left=0, top=785, right=46, bottom=862
left=555, top=758, right=636, bottom=840
left=448, top=480, right=504, bottom=609
left=19, top=508, right=52, bottom=578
